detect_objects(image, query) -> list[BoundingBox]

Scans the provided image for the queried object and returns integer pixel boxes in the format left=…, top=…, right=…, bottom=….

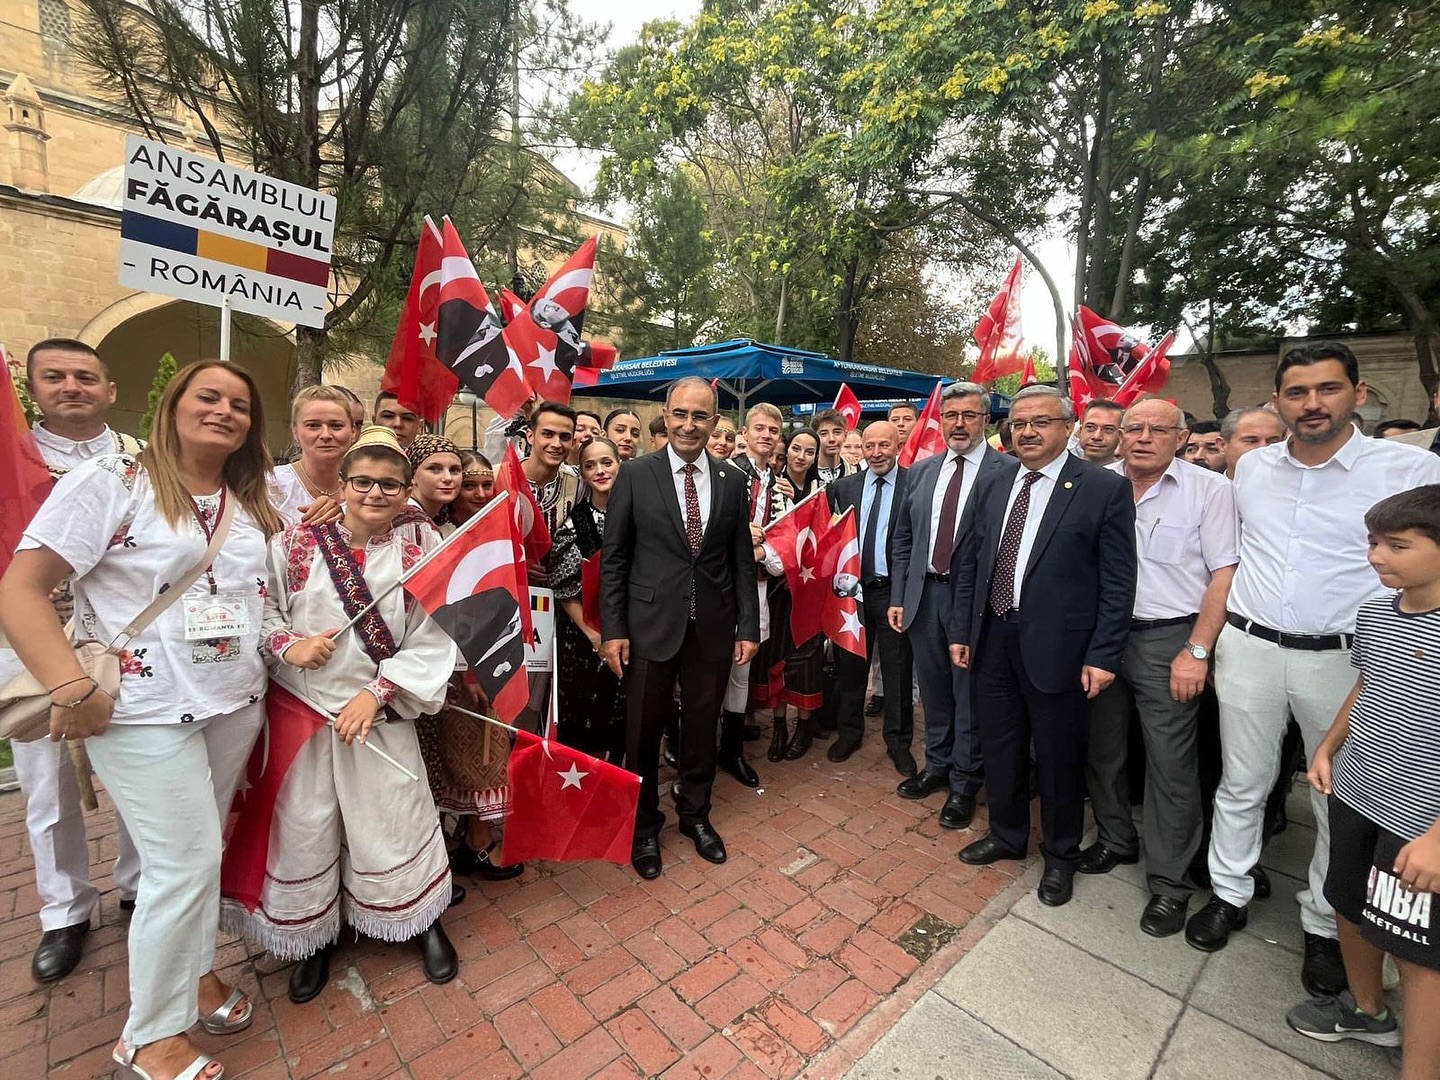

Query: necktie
left=989, top=471, right=1043, bottom=615
left=683, top=463, right=702, bottom=617
left=930, top=456, right=964, bottom=572
left=862, top=474, right=886, bottom=581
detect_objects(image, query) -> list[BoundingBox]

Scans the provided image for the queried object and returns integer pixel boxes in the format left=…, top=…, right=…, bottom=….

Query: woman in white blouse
left=0, top=361, right=284, bottom=1080
left=270, top=385, right=357, bottom=526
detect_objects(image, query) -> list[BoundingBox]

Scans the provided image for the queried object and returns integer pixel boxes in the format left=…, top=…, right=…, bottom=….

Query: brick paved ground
left=3, top=722, right=1039, bottom=1080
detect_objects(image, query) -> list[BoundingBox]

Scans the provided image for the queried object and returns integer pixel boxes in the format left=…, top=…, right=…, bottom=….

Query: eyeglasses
left=941, top=411, right=986, bottom=423
left=1080, top=423, right=1119, bottom=436
left=668, top=409, right=713, bottom=424
left=346, top=476, right=407, bottom=496
left=1009, top=417, right=1067, bottom=432
left=1120, top=423, right=1179, bottom=438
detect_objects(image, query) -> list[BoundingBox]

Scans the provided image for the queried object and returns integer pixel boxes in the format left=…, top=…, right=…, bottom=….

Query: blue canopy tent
left=792, top=391, right=1014, bottom=421
left=570, top=339, right=952, bottom=416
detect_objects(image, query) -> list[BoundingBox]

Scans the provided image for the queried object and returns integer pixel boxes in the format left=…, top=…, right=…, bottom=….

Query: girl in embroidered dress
left=219, top=427, right=460, bottom=1004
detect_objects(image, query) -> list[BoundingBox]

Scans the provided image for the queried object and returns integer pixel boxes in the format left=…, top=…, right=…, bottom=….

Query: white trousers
left=1208, top=624, right=1353, bottom=936
left=13, top=737, right=140, bottom=930
left=86, top=704, right=264, bottom=1047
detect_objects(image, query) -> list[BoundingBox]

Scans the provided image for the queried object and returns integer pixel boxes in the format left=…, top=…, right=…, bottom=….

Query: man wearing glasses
left=601, top=377, right=760, bottom=880
left=890, top=382, right=1016, bottom=825
left=1082, top=399, right=1239, bottom=937
left=948, top=385, right=1136, bottom=908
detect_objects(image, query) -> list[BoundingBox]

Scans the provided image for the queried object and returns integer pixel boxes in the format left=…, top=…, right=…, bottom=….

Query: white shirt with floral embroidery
left=18, top=453, right=270, bottom=725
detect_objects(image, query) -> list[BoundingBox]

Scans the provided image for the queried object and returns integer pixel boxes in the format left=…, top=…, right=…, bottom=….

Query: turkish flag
left=0, top=365, right=52, bottom=579
left=496, top=443, right=552, bottom=571
left=381, top=217, right=456, bottom=424
left=765, top=491, right=832, bottom=644
left=1069, top=307, right=1172, bottom=408
left=500, top=729, right=640, bottom=865
left=402, top=494, right=530, bottom=722
left=221, top=684, right=329, bottom=912
left=573, top=366, right=602, bottom=388
left=501, top=288, right=570, bottom=404
left=1114, top=330, right=1174, bottom=406
left=833, top=383, right=862, bottom=430
left=899, top=382, right=945, bottom=468
left=1067, top=314, right=1103, bottom=416
left=1020, top=352, right=1039, bottom=387
left=972, top=256, right=1026, bottom=384
left=820, top=508, right=866, bottom=658
left=434, top=219, right=531, bottom=419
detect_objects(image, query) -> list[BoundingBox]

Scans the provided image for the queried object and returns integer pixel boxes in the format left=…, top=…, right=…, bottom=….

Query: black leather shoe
left=896, top=771, right=949, bottom=799
left=632, top=837, right=662, bottom=879
left=784, top=720, right=813, bottom=760
left=450, top=882, right=467, bottom=908
left=417, top=923, right=458, bottom=985
left=679, top=821, right=728, bottom=864
left=889, top=747, right=918, bottom=778
left=452, top=840, right=524, bottom=881
left=767, top=717, right=790, bottom=762
left=288, top=944, right=333, bottom=1004
left=31, top=922, right=88, bottom=984
left=1140, top=895, right=1188, bottom=938
left=1076, top=842, right=1140, bottom=876
left=959, top=835, right=1026, bottom=865
left=864, top=695, right=884, bottom=716
left=719, top=752, right=760, bottom=787
left=1185, top=896, right=1248, bottom=952
left=1301, top=933, right=1348, bottom=997
left=938, top=792, right=976, bottom=830
left=826, top=738, right=860, bottom=763
left=662, top=738, right=678, bottom=769
left=1249, top=865, right=1272, bottom=900
left=1037, top=868, right=1074, bottom=907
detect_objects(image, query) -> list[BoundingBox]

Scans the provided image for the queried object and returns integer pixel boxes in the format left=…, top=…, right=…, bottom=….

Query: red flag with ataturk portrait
left=501, top=729, right=640, bottom=865
left=0, top=360, right=53, bottom=578
left=820, top=507, right=867, bottom=659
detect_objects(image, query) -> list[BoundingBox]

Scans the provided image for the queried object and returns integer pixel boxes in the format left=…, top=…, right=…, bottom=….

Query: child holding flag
left=220, top=426, right=460, bottom=1004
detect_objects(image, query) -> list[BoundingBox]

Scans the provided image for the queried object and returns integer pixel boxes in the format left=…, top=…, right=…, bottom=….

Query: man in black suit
left=601, top=377, right=761, bottom=880
left=949, top=385, right=1136, bottom=907
left=889, top=382, right=1017, bottom=826
left=827, top=421, right=915, bottom=771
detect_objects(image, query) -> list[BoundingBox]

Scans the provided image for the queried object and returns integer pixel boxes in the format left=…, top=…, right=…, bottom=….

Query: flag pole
left=218, top=298, right=233, bottom=364
left=288, top=688, right=420, bottom=780
left=447, top=703, right=523, bottom=736
left=762, top=486, right=830, bottom=535
left=330, top=491, right=514, bottom=639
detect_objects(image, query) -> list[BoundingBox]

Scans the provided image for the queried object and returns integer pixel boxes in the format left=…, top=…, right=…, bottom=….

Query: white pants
left=13, top=737, right=140, bottom=930
left=86, top=704, right=264, bottom=1046
left=1208, top=624, right=1353, bottom=936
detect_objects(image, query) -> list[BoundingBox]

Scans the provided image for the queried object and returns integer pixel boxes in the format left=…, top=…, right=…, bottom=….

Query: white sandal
left=199, top=986, right=253, bottom=1035
left=112, top=1042, right=224, bottom=1080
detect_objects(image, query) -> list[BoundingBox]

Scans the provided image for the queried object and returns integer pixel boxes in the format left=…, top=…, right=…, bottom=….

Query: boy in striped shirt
left=1289, top=485, right=1440, bottom=1068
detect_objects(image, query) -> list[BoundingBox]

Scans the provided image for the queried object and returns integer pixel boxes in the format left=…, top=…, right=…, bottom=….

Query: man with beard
left=1186, top=343, right=1440, bottom=999
left=1185, top=421, right=1228, bottom=472
left=1077, top=399, right=1125, bottom=466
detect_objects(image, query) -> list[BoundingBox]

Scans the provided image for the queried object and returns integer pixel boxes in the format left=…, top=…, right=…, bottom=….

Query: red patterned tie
left=988, top=471, right=1042, bottom=616
left=683, top=464, right=702, bottom=617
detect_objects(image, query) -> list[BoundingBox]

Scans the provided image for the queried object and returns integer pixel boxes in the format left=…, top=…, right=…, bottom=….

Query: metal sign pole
left=219, top=297, right=232, bottom=364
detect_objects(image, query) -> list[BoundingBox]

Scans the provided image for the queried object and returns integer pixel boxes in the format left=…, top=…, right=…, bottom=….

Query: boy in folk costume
left=220, top=427, right=461, bottom=1003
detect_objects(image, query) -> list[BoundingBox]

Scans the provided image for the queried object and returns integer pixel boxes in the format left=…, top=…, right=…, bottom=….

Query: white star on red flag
left=558, top=763, right=588, bottom=790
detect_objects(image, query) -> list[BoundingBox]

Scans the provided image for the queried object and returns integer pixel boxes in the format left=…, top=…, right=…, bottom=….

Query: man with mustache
left=1187, top=343, right=1440, bottom=999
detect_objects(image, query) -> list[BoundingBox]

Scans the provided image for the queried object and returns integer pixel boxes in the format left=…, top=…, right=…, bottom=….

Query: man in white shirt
left=1186, top=342, right=1440, bottom=998
left=4, top=339, right=141, bottom=983
left=1083, top=399, right=1239, bottom=938
left=1077, top=399, right=1124, bottom=466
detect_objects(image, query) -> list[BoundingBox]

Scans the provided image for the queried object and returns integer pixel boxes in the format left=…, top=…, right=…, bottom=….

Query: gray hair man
left=1081, top=398, right=1239, bottom=937
left=888, top=382, right=1017, bottom=821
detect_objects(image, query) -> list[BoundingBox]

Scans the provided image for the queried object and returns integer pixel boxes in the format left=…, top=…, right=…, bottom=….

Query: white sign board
left=118, top=135, right=336, bottom=328
left=524, top=587, right=556, bottom=673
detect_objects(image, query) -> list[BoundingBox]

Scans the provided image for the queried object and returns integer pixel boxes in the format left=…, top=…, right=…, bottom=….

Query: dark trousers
left=974, top=616, right=1089, bottom=871
left=1086, top=622, right=1201, bottom=899
left=910, top=579, right=983, bottom=794
left=625, top=622, right=731, bottom=840
left=834, top=580, right=914, bottom=749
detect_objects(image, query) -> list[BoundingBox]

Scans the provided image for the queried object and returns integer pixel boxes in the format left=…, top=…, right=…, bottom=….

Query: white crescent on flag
left=536, top=268, right=594, bottom=313
left=444, top=539, right=519, bottom=605
left=796, top=526, right=818, bottom=583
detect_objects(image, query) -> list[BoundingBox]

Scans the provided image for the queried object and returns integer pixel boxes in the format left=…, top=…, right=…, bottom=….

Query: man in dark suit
left=949, top=385, right=1137, bottom=907
left=889, top=382, right=1017, bottom=827
left=601, top=377, right=761, bottom=880
left=828, top=421, right=914, bottom=771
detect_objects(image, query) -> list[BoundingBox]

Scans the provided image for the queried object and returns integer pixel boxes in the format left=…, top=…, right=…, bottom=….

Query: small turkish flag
left=381, top=217, right=456, bottom=424
left=501, top=730, right=640, bottom=865
left=765, top=491, right=832, bottom=644
left=972, top=255, right=1026, bottom=384
left=497, top=443, right=552, bottom=570
left=833, top=383, right=862, bottom=430
left=899, top=382, right=946, bottom=468
left=1020, top=352, right=1038, bottom=387
left=820, top=507, right=866, bottom=658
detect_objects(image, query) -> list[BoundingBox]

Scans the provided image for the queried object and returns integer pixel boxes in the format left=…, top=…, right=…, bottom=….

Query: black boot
left=785, top=713, right=813, bottom=760
left=719, top=711, right=760, bottom=787
left=288, top=943, right=334, bottom=1004
left=767, top=713, right=790, bottom=763
left=417, top=923, right=458, bottom=984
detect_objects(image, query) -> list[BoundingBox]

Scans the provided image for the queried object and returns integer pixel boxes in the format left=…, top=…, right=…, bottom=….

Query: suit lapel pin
left=718, top=470, right=726, bottom=477
left=1064, top=481, right=1073, bottom=489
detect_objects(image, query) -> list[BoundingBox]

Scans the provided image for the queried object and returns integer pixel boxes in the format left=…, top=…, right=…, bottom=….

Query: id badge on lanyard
left=180, top=490, right=252, bottom=641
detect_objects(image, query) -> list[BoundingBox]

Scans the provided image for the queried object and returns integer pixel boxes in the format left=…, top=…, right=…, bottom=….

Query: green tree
left=139, top=351, right=177, bottom=439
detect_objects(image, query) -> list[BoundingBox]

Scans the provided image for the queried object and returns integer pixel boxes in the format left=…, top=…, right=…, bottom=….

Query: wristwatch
left=1184, top=641, right=1210, bottom=661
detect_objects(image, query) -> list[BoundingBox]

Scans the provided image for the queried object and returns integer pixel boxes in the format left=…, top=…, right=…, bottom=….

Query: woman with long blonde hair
left=271, top=385, right=357, bottom=525
left=1, top=360, right=282, bottom=1080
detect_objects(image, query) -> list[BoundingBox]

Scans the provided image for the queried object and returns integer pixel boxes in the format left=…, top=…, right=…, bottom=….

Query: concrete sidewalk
left=843, top=787, right=1403, bottom=1080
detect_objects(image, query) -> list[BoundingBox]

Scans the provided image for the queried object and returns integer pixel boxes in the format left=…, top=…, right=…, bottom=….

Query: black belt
left=1131, top=615, right=1195, bottom=632
left=924, top=571, right=949, bottom=583
left=864, top=575, right=890, bottom=590
left=1225, top=612, right=1352, bottom=652
left=990, top=608, right=1021, bottom=623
